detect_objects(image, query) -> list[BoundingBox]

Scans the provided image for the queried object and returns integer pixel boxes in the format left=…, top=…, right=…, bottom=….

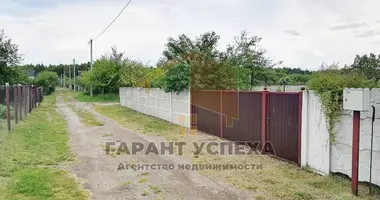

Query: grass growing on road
left=94, top=104, right=379, bottom=200
left=59, top=89, right=105, bottom=127
left=68, top=104, right=104, bottom=127
left=0, top=92, right=88, bottom=200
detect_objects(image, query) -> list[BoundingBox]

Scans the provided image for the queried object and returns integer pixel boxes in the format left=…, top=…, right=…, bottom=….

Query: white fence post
left=156, top=88, right=159, bottom=118
left=144, top=89, right=148, bottom=115
left=301, top=90, right=308, bottom=167
left=169, top=92, right=173, bottom=123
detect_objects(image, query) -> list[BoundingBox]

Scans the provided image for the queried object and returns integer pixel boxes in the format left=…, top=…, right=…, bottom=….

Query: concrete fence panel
left=120, top=87, right=190, bottom=128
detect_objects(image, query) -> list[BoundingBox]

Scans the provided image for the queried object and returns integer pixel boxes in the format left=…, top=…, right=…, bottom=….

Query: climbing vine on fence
left=307, top=70, right=379, bottom=143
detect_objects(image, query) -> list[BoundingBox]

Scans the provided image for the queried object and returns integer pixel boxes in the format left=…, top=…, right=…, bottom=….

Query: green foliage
left=36, top=71, right=59, bottom=95
left=307, top=69, right=379, bottom=142
left=189, top=53, right=238, bottom=90
left=161, top=63, right=190, bottom=94
left=235, top=66, right=251, bottom=90
left=350, top=53, right=380, bottom=81
left=72, top=92, right=119, bottom=102
left=120, top=60, right=152, bottom=88
left=81, top=58, right=121, bottom=94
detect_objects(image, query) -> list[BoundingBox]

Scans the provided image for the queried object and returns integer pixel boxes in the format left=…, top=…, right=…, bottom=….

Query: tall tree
left=161, top=31, right=220, bottom=64
left=0, top=29, right=23, bottom=85
left=350, top=53, right=380, bottom=81
left=220, top=30, right=280, bottom=86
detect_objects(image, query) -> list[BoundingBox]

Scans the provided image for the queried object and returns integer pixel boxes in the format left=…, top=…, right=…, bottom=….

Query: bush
left=0, top=104, right=15, bottom=120
left=36, top=71, right=59, bottom=95
left=307, top=70, right=379, bottom=142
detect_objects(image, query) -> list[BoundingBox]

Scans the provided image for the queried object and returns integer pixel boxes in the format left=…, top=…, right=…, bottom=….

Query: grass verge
left=71, top=92, right=119, bottom=103
left=94, top=105, right=180, bottom=141
left=0, top=92, right=89, bottom=200
left=93, top=104, right=379, bottom=200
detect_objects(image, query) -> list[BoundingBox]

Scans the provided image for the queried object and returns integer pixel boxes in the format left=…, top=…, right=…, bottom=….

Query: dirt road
left=56, top=95, right=253, bottom=200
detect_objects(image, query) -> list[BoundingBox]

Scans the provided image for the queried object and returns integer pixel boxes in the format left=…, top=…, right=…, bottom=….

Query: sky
left=1, top=0, right=379, bottom=70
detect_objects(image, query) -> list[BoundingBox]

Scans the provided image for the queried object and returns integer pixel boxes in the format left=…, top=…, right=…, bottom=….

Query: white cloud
left=1, top=0, right=380, bottom=69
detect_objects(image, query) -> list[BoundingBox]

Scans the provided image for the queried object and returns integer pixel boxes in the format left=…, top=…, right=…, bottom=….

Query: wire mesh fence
left=0, top=84, right=44, bottom=141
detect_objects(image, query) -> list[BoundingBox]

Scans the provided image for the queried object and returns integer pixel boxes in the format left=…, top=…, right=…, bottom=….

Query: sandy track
left=57, top=96, right=253, bottom=200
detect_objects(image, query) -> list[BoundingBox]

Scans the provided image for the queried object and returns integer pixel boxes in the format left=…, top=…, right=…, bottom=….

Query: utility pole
left=90, top=39, right=93, bottom=96
left=69, top=60, right=71, bottom=90
left=73, top=59, right=76, bottom=91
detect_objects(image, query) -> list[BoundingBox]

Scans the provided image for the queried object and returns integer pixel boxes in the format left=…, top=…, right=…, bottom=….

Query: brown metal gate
left=266, top=92, right=301, bottom=164
left=191, top=89, right=302, bottom=165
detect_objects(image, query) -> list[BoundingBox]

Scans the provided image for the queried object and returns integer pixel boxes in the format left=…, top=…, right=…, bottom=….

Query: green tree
left=36, top=71, right=59, bottom=95
left=220, top=30, right=280, bottom=86
left=82, top=58, right=120, bottom=94
left=0, top=29, right=23, bottom=85
left=161, top=63, right=190, bottom=94
left=161, top=31, right=220, bottom=64
left=350, top=53, right=380, bottom=81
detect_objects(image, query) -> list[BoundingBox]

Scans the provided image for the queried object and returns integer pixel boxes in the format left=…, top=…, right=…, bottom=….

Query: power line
left=92, top=0, right=133, bottom=41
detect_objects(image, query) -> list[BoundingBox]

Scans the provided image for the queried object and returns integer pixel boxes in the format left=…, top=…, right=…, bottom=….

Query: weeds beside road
left=94, top=104, right=379, bottom=200
left=70, top=91, right=119, bottom=103
left=0, top=92, right=88, bottom=200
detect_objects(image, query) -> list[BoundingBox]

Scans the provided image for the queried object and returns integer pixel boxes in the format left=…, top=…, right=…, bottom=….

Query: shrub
left=307, top=70, right=379, bottom=142
left=36, top=71, right=59, bottom=95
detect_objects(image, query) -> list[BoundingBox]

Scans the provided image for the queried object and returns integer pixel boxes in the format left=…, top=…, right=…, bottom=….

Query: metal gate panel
left=267, top=93, right=300, bottom=164
left=222, top=91, right=262, bottom=148
left=191, top=90, right=221, bottom=137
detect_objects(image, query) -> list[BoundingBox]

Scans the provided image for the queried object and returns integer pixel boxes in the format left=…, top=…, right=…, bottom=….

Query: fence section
left=119, top=87, right=303, bottom=165
left=222, top=92, right=262, bottom=148
left=0, top=84, right=44, bottom=140
left=191, top=90, right=263, bottom=149
left=191, top=89, right=302, bottom=165
left=121, top=87, right=190, bottom=127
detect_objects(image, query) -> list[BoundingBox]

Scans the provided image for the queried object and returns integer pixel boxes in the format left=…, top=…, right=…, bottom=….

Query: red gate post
left=220, top=90, right=223, bottom=138
left=352, top=110, right=360, bottom=196
left=5, top=83, right=11, bottom=133
left=261, top=89, right=269, bottom=153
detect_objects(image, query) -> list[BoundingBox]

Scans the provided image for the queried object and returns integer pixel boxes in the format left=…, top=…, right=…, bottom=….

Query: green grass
left=0, top=92, right=89, bottom=200
left=93, top=104, right=379, bottom=200
left=71, top=92, right=119, bottom=103
left=0, top=119, right=8, bottom=142
left=94, top=105, right=180, bottom=141
left=138, top=178, right=148, bottom=184
left=148, top=184, right=162, bottom=194
left=120, top=181, right=132, bottom=186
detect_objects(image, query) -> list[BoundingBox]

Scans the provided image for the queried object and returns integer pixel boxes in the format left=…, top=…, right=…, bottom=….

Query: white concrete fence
left=119, top=87, right=380, bottom=187
left=301, top=89, right=380, bottom=187
left=119, top=87, right=190, bottom=128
